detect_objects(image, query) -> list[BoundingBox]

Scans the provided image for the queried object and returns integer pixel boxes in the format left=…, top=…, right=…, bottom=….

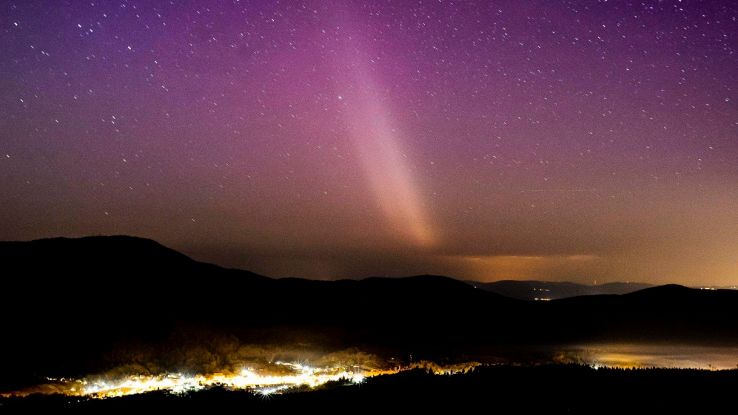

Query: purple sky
left=1, top=0, right=737, bottom=284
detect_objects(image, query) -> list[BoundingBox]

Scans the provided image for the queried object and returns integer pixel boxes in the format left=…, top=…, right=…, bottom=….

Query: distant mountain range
left=468, top=280, right=737, bottom=301
left=2, top=236, right=737, bottom=390
left=467, top=280, right=654, bottom=301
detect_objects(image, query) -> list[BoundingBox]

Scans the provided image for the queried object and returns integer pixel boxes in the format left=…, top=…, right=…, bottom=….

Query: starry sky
left=1, top=0, right=737, bottom=285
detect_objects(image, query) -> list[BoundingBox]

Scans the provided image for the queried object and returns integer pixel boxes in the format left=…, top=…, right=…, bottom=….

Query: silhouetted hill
left=0, top=236, right=518, bottom=389
left=469, top=279, right=653, bottom=300
left=1, top=236, right=737, bottom=391
left=546, top=284, right=738, bottom=342
left=0, top=235, right=268, bottom=279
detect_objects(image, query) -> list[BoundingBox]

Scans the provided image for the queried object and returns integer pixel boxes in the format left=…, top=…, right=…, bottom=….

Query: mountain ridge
left=2, top=235, right=737, bottom=391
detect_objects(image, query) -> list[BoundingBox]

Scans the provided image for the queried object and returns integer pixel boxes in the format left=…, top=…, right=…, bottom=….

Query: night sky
left=1, top=1, right=737, bottom=284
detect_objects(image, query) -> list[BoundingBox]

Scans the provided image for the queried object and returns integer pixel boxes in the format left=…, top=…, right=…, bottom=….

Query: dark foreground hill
left=3, top=366, right=738, bottom=414
left=1, top=236, right=737, bottom=390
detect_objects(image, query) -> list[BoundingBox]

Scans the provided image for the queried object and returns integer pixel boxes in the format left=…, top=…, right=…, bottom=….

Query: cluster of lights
left=4, top=361, right=478, bottom=398
left=48, top=361, right=369, bottom=398
left=4, top=360, right=479, bottom=399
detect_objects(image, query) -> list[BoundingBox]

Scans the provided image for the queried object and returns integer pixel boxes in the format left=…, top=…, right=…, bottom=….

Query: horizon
left=2, top=1, right=737, bottom=285
left=5, top=233, right=737, bottom=289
